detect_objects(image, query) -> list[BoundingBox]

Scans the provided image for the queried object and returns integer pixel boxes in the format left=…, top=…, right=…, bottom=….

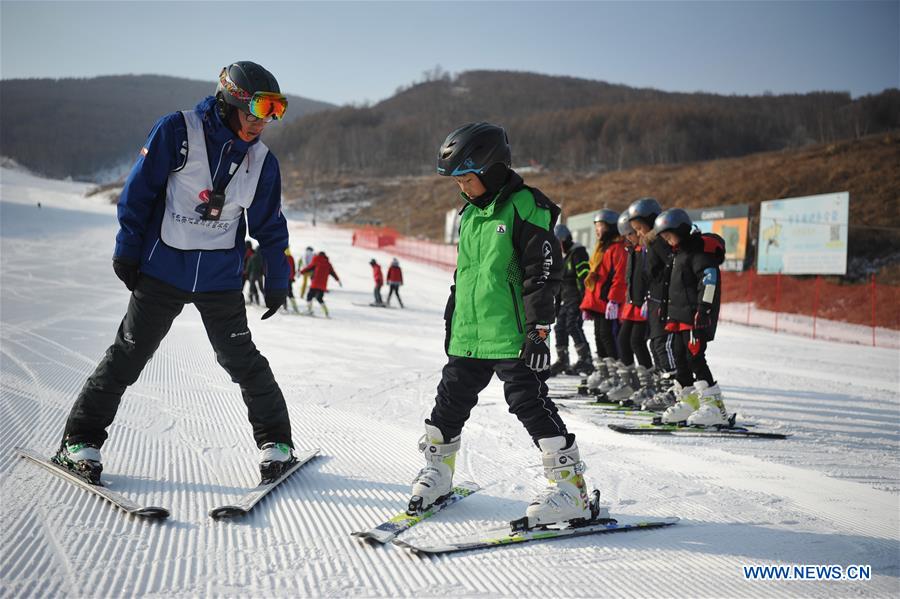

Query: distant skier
left=410, top=122, right=603, bottom=529
left=52, top=61, right=297, bottom=485
left=386, top=258, right=404, bottom=308
left=300, top=251, right=340, bottom=316
left=241, top=240, right=254, bottom=298
left=369, top=258, right=384, bottom=305
left=283, top=248, right=300, bottom=313
left=652, top=209, right=728, bottom=426
left=548, top=224, right=592, bottom=376
left=247, top=247, right=265, bottom=305
left=298, top=245, right=315, bottom=297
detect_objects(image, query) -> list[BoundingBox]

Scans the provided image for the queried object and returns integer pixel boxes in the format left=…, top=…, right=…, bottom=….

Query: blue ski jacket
left=113, top=96, right=289, bottom=293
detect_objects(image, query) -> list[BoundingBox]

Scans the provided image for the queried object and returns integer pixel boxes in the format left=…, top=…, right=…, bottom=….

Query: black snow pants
left=593, top=316, right=619, bottom=360
left=428, top=356, right=571, bottom=447
left=647, top=299, right=676, bottom=371
left=554, top=302, right=587, bottom=350
left=617, top=319, right=653, bottom=368
left=671, top=330, right=715, bottom=388
left=61, top=275, right=293, bottom=448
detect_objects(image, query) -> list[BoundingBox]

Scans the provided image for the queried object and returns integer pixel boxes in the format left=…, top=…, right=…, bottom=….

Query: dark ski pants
left=61, top=276, right=293, bottom=449
left=617, top=319, right=653, bottom=368
left=593, top=316, right=619, bottom=360
left=248, top=274, right=263, bottom=305
left=429, top=356, right=570, bottom=446
left=373, top=284, right=384, bottom=305
left=554, top=302, right=587, bottom=351
left=671, top=330, right=715, bottom=388
left=386, top=284, right=403, bottom=307
left=647, top=300, right=676, bottom=371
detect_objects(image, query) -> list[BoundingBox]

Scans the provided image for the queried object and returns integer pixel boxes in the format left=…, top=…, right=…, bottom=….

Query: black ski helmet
left=653, top=208, right=693, bottom=239
left=216, top=61, right=282, bottom=121
left=593, top=209, right=618, bottom=226
left=437, top=122, right=511, bottom=177
left=627, top=197, right=663, bottom=228
left=553, top=224, right=573, bottom=242
left=617, top=212, right=634, bottom=236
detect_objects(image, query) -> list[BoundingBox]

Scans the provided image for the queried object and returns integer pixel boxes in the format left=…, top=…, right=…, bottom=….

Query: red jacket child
left=300, top=252, right=340, bottom=291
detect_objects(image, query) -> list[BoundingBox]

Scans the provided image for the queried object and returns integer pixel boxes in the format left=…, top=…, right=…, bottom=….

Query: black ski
left=608, top=423, right=788, bottom=439
left=209, top=448, right=320, bottom=519
left=16, top=448, right=169, bottom=519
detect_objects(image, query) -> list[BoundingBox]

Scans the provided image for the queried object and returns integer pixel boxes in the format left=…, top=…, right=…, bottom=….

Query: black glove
left=112, top=257, right=139, bottom=291
left=693, top=302, right=714, bottom=334
left=261, top=288, right=289, bottom=320
left=519, top=325, right=551, bottom=372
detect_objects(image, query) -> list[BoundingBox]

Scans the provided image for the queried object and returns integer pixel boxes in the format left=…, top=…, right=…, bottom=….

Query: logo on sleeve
left=496, top=224, right=506, bottom=234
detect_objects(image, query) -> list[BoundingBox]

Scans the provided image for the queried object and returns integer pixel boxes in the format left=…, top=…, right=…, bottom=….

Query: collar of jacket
left=195, top=95, right=258, bottom=154
left=459, top=170, right=525, bottom=216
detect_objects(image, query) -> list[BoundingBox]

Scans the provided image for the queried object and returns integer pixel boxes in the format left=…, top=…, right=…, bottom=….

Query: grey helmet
left=593, top=209, right=618, bottom=226
left=617, top=212, right=634, bottom=236
left=653, top=208, right=693, bottom=239
left=627, top=197, right=663, bottom=227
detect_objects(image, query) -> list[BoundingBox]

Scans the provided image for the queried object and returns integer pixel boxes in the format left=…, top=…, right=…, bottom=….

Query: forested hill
left=267, top=69, right=899, bottom=178
left=0, top=75, right=334, bottom=180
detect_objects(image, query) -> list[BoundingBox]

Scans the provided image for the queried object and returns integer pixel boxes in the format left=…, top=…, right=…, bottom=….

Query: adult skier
left=53, top=61, right=297, bottom=485
left=411, top=122, right=602, bottom=529
left=548, top=224, right=593, bottom=376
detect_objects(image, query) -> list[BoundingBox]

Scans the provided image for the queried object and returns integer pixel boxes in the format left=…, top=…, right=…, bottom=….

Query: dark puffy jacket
left=560, top=243, right=590, bottom=305
left=666, top=232, right=725, bottom=340
left=625, top=244, right=648, bottom=307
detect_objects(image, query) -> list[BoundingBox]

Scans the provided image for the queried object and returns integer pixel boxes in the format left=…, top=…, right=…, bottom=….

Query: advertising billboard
left=685, top=204, right=750, bottom=271
left=756, top=192, right=849, bottom=275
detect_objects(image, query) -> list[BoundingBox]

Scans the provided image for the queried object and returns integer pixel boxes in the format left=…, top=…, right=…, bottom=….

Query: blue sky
left=2, top=1, right=897, bottom=105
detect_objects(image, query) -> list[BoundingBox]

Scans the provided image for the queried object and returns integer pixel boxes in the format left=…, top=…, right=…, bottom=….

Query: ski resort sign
left=685, top=204, right=749, bottom=271
left=756, top=192, right=849, bottom=275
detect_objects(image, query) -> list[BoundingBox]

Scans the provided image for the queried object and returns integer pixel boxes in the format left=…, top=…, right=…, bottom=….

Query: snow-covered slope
left=1, top=168, right=898, bottom=597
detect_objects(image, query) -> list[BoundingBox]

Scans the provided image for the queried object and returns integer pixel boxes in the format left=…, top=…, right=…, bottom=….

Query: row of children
left=243, top=242, right=341, bottom=316
left=552, top=198, right=729, bottom=427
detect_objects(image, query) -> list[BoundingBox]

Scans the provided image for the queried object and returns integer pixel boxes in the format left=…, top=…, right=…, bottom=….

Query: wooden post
left=812, top=275, right=820, bottom=339
left=746, top=270, right=753, bottom=326
left=774, top=272, right=782, bottom=334
left=871, top=273, right=877, bottom=347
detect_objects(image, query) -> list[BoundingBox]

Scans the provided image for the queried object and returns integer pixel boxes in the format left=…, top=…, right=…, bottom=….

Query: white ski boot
left=607, top=365, right=639, bottom=403
left=525, top=436, right=607, bottom=528
left=686, top=383, right=729, bottom=426
left=409, top=424, right=459, bottom=513
left=259, top=442, right=296, bottom=483
left=52, top=441, right=103, bottom=485
left=661, top=380, right=704, bottom=423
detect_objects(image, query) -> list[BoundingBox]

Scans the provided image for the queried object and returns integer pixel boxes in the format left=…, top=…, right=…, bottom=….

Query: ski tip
left=134, top=506, right=170, bottom=519
left=209, top=506, right=248, bottom=520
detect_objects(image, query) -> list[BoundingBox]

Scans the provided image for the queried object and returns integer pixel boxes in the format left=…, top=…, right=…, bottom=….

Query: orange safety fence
left=353, top=227, right=900, bottom=348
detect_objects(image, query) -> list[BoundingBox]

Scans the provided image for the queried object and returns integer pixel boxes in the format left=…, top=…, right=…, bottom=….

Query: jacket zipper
left=509, top=283, right=524, bottom=334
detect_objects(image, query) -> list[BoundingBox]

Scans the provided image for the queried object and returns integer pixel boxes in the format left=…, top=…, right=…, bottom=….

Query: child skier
left=283, top=248, right=300, bottom=313
left=608, top=213, right=656, bottom=405
left=386, top=258, right=404, bottom=308
left=299, top=251, right=340, bottom=316
left=548, top=223, right=593, bottom=376
left=369, top=258, right=385, bottom=305
left=626, top=197, right=678, bottom=411
left=411, top=122, right=603, bottom=528
left=652, top=209, right=728, bottom=426
left=580, top=210, right=626, bottom=392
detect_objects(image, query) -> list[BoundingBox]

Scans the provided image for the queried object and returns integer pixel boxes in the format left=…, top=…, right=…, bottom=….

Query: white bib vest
left=161, top=110, right=269, bottom=251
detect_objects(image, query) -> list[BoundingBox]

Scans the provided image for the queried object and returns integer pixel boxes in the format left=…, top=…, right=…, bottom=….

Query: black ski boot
left=548, top=348, right=570, bottom=377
